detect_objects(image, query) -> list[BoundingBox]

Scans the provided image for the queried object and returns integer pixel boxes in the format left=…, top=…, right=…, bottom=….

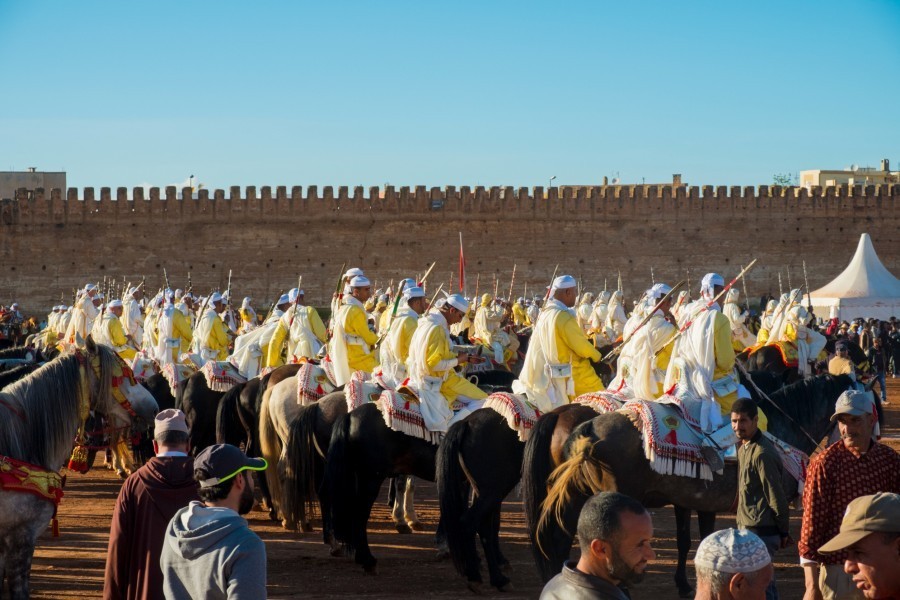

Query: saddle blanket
left=295, top=362, right=338, bottom=407
left=747, top=341, right=799, bottom=367
left=161, top=363, right=197, bottom=396
left=576, top=390, right=630, bottom=414
left=483, top=392, right=541, bottom=442
left=622, top=399, right=809, bottom=484
left=201, top=360, right=247, bottom=392
left=346, top=371, right=386, bottom=412
left=376, top=389, right=443, bottom=445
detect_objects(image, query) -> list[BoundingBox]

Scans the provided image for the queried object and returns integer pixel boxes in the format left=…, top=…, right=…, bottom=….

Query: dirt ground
left=30, top=379, right=900, bottom=599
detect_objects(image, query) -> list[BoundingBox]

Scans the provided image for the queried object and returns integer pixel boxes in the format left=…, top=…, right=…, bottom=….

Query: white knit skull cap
left=694, top=528, right=771, bottom=574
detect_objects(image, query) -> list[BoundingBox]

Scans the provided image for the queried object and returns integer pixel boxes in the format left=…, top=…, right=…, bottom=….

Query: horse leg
left=697, top=511, right=717, bottom=540
left=6, top=542, right=36, bottom=600
left=390, top=477, right=411, bottom=534
left=401, top=476, right=423, bottom=531
left=477, top=501, right=512, bottom=592
left=673, top=505, right=694, bottom=598
left=353, top=475, right=383, bottom=574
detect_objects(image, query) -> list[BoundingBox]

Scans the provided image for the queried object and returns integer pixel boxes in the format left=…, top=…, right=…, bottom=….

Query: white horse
left=0, top=338, right=156, bottom=598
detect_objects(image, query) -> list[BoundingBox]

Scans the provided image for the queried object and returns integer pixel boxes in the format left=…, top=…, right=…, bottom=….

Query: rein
left=735, top=362, right=826, bottom=453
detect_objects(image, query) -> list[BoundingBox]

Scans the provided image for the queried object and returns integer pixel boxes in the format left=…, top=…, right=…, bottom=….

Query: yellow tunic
left=512, top=303, right=528, bottom=327
left=710, top=311, right=767, bottom=430
left=554, top=310, right=604, bottom=397
left=205, top=315, right=231, bottom=360
left=107, top=316, right=136, bottom=361
left=343, top=303, right=379, bottom=373
left=171, top=309, right=193, bottom=361
left=266, top=306, right=328, bottom=367
left=423, top=325, right=487, bottom=405
left=393, top=315, right=418, bottom=366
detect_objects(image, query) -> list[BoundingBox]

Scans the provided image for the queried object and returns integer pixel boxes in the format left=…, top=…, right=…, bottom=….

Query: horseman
left=267, top=288, right=328, bottom=367
left=65, top=283, right=100, bottom=347
left=57, top=305, right=72, bottom=339
left=329, top=275, right=379, bottom=386
left=154, top=290, right=193, bottom=366
left=122, top=286, right=144, bottom=349
left=776, top=305, right=827, bottom=377
left=723, top=288, right=755, bottom=350
left=608, top=283, right=677, bottom=398
left=670, top=290, right=691, bottom=326
left=238, top=297, right=257, bottom=334
left=378, top=286, right=427, bottom=388
left=94, top=299, right=138, bottom=361
left=664, top=273, right=767, bottom=435
left=526, top=296, right=541, bottom=326
left=755, top=298, right=778, bottom=344
left=331, top=267, right=365, bottom=330
left=604, top=290, right=627, bottom=342
left=588, top=290, right=611, bottom=343
left=765, top=288, right=803, bottom=345
left=175, top=292, right=196, bottom=326
left=472, top=294, right=518, bottom=366
left=575, top=292, right=594, bottom=332
left=513, top=275, right=604, bottom=412
left=406, top=294, right=487, bottom=434
left=512, top=297, right=528, bottom=328
left=196, top=292, right=231, bottom=363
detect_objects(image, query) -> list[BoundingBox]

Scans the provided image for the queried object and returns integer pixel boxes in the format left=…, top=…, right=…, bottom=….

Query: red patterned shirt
left=799, top=440, right=900, bottom=564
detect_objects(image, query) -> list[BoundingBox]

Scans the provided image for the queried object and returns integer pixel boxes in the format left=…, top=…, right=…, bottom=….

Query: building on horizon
left=800, top=159, right=898, bottom=188
left=0, top=168, right=67, bottom=202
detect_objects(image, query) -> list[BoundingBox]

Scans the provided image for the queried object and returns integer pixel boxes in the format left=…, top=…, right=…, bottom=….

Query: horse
left=0, top=363, right=41, bottom=390
left=529, top=373, right=853, bottom=597
left=0, top=338, right=157, bottom=597
left=437, top=402, right=599, bottom=593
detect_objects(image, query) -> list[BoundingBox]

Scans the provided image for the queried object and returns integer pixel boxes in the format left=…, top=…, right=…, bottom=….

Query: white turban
left=701, top=273, right=724, bottom=298
left=209, top=292, right=224, bottom=304
left=344, top=267, right=365, bottom=279
left=107, top=299, right=123, bottom=308
left=725, top=288, right=740, bottom=303
left=551, top=275, right=577, bottom=292
left=349, top=275, right=371, bottom=288
left=648, top=282, right=672, bottom=300
left=277, top=293, right=290, bottom=305
left=404, top=286, right=426, bottom=299
left=85, top=283, right=98, bottom=292
left=445, top=293, right=469, bottom=313
left=694, top=528, right=771, bottom=574
left=287, top=288, right=299, bottom=303
left=242, top=297, right=252, bottom=309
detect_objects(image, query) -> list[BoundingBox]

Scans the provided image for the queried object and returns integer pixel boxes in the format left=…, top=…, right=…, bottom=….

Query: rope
left=734, top=362, right=826, bottom=452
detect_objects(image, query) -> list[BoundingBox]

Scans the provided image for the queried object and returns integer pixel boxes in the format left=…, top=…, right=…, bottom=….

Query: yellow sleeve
left=425, top=326, right=456, bottom=371
left=714, top=313, right=736, bottom=373
left=109, top=318, right=127, bottom=347
left=345, top=305, right=378, bottom=346
left=306, top=307, right=328, bottom=343
left=783, top=322, right=798, bottom=342
left=559, top=313, right=602, bottom=362
left=267, top=320, right=289, bottom=367
left=210, top=317, right=230, bottom=350
left=398, top=317, right=417, bottom=364
left=173, top=311, right=193, bottom=345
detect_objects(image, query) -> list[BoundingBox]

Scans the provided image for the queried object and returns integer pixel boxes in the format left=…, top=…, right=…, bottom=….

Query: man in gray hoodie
left=160, top=444, right=268, bottom=599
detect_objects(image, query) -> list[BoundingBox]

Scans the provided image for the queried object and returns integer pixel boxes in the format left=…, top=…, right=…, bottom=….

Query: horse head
left=83, top=336, right=158, bottom=432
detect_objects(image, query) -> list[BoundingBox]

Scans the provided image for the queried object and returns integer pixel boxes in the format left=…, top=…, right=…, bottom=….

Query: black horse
left=527, top=373, right=852, bottom=597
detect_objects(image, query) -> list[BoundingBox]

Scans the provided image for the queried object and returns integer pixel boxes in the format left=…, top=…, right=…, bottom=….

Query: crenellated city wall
left=1, top=183, right=899, bottom=314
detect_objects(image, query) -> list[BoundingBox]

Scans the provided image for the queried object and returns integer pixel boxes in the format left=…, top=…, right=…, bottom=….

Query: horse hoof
left=395, top=523, right=413, bottom=534
left=282, top=519, right=298, bottom=531
left=496, top=582, right=515, bottom=593
left=116, top=470, right=128, bottom=479
left=330, top=544, right=347, bottom=558
left=300, top=521, right=314, bottom=533
left=466, top=581, right=485, bottom=595
left=363, top=564, right=378, bottom=576
left=268, top=510, right=279, bottom=522
left=408, top=520, right=425, bottom=531
left=435, top=548, right=450, bottom=561
left=678, top=587, right=694, bottom=599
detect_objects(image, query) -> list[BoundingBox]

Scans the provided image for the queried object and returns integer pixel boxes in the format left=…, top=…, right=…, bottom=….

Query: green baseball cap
left=819, top=493, right=900, bottom=553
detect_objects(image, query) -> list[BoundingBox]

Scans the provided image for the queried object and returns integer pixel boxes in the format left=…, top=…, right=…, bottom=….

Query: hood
left=166, top=501, right=248, bottom=559
left=137, top=456, right=199, bottom=518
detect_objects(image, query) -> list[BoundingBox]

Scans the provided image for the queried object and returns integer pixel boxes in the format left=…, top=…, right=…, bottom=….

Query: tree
left=773, top=173, right=797, bottom=186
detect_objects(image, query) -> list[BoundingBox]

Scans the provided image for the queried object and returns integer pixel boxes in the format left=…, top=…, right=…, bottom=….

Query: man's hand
left=802, top=564, right=823, bottom=600
left=456, top=352, right=469, bottom=364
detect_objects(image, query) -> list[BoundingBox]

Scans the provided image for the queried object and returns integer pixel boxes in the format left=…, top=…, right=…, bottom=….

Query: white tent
left=809, top=233, right=900, bottom=321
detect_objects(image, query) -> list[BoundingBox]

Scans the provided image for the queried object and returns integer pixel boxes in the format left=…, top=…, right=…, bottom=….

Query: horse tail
left=522, top=409, right=563, bottom=581
left=283, top=402, right=323, bottom=531
left=436, top=418, right=472, bottom=578
left=535, top=427, right=603, bottom=580
left=324, top=411, right=356, bottom=549
left=216, top=383, right=244, bottom=446
left=258, top=385, right=284, bottom=520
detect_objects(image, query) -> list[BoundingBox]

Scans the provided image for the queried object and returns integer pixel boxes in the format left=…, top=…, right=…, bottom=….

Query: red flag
left=458, top=232, right=466, bottom=293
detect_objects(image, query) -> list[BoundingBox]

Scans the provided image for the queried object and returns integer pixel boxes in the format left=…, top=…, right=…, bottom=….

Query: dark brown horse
left=528, top=373, right=853, bottom=597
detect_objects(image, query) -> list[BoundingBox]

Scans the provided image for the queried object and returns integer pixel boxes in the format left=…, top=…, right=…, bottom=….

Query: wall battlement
left=3, top=184, right=899, bottom=226
left=1, top=183, right=898, bottom=314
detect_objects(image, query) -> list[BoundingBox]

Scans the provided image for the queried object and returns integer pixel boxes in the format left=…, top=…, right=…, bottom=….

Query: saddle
left=296, top=361, right=338, bottom=406
left=377, top=388, right=443, bottom=445
left=483, top=392, right=541, bottom=442
left=200, top=360, right=247, bottom=392
left=746, top=340, right=799, bottom=367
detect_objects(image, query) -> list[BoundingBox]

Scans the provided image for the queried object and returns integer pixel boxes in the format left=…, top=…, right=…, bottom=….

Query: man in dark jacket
left=103, top=409, right=199, bottom=600
left=540, top=492, right=655, bottom=599
left=732, top=398, right=791, bottom=600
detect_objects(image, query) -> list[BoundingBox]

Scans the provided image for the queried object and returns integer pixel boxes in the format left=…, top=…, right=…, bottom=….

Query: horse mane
left=760, top=373, right=853, bottom=453
left=0, top=363, right=39, bottom=389
left=0, top=346, right=31, bottom=359
left=0, top=344, right=118, bottom=469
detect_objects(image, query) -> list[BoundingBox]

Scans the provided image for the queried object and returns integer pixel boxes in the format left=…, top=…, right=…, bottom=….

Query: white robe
left=406, top=311, right=456, bottom=433
left=378, top=307, right=417, bottom=388
left=512, top=299, right=574, bottom=413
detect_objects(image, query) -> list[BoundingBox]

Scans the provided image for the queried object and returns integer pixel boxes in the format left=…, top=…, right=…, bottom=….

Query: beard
left=606, top=550, right=646, bottom=586
left=237, top=477, right=255, bottom=515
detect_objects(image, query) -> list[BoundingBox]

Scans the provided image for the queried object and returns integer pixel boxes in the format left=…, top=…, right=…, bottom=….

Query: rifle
left=493, top=274, right=499, bottom=299
left=288, top=276, right=303, bottom=328
left=187, top=271, right=193, bottom=296
left=655, top=260, right=758, bottom=356
left=778, top=272, right=784, bottom=297
left=740, top=265, right=751, bottom=315
left=473, top=273, right=480, bottom=302
left=374, top=280, right=409, bottom=347
left=802, top=260, right=812, bottom=312
left=507, top=263, right=517, bottom=303
left=163, top=268, right=170, bottom=291
left=602, top=280, right=685, bottom=362
left=426, top=283, right=445, bottom=311
left=419, top=261, right=437, bottom=286
left=545, top=264, right=560, bottom=300
left=328, top=263, right=347, bottom=332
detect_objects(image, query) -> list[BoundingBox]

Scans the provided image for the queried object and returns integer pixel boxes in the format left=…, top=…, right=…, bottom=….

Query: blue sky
left=1, top=0, right=898, bottom=190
